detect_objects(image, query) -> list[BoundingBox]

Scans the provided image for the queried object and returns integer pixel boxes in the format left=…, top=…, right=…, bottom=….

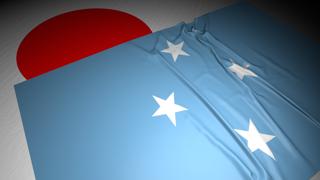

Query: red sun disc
left=17, top=9, right=152, bottom=79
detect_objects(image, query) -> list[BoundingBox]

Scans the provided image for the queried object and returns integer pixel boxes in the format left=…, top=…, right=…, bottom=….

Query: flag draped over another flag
left=15, top=3, right=320, bottom=180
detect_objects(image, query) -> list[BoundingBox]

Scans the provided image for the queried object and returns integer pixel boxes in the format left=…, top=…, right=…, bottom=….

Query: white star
left=152, top=92, right=187, bottom=126
left=161, top=40, right=190, bottom=62
left=228, top=63, right=257, bottom=80
left=235, top=119, right=276, bottom=160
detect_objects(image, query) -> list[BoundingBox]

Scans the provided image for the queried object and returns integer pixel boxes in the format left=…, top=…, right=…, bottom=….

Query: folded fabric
left=15, top=3, right=320, bottom=180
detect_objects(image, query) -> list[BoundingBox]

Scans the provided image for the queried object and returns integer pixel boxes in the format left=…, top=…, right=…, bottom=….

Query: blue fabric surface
left=15, top=3, right=320, bottom=179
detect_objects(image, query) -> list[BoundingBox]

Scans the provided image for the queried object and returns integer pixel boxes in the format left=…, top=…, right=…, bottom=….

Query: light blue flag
left=15, top=3, right=320, bottom=180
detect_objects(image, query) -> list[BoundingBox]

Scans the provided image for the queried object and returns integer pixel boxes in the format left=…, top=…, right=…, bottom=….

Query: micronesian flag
left=15, top=3, right=320, bottom=180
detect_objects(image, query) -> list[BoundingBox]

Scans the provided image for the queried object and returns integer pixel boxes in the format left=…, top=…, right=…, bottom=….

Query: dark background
left=251, top=0, right=320, bottom=42
left=1, top=0, right=320, bottom=41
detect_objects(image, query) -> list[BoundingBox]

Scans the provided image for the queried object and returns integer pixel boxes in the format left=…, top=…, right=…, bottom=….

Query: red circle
left=17, top=9, right=152, bottom=79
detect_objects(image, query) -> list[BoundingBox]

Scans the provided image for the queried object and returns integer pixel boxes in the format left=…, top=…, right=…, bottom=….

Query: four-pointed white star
left=152, top=92, right=187, bottom=126
left=161, top=40, right=190, bottom=62
left=228, top=63, right=257, bottom=80
left=235, top=119, right=276, bottom=160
